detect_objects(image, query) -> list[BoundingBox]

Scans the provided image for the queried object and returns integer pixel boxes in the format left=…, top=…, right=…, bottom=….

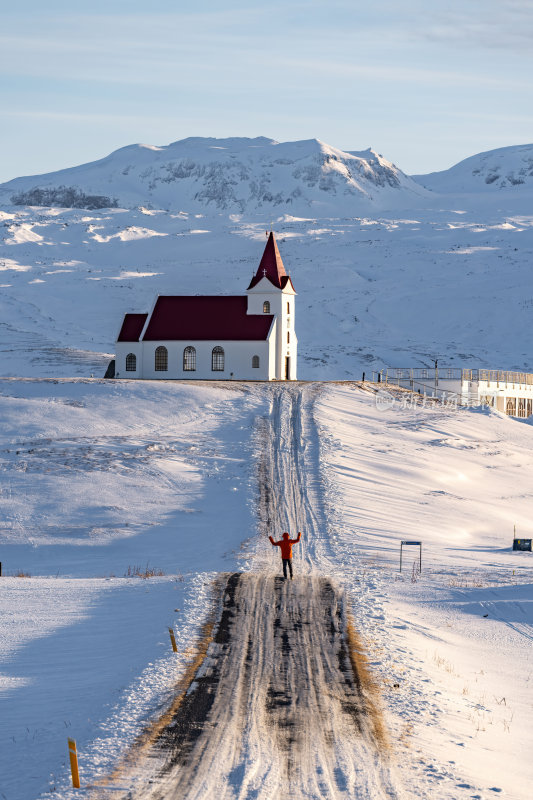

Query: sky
left=1, top=0, right=533, bottom=183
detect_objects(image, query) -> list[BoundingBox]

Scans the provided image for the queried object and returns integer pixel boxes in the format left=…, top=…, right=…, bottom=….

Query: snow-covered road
left=126, top=386, right=398, bottom=800
left=4, top=380, right=531, bottom=800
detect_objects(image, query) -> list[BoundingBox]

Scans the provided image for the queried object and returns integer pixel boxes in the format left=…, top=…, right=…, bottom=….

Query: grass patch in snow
left=124, top=564, right=165, bottom=579
left=346, top=613, right=390, bottom=753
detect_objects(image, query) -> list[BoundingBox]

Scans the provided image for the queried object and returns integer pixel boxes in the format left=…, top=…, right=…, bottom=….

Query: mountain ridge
left=413, top=142, right=533, bottom=193
left=0, top=136, right=427, bottom=213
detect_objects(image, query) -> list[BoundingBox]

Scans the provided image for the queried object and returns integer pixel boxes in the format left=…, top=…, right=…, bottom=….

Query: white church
left=114, top=232, right=298, bottom=381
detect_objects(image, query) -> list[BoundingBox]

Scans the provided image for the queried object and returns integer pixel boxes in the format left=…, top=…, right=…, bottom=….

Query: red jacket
left=269, top=532, right=301, bottom=559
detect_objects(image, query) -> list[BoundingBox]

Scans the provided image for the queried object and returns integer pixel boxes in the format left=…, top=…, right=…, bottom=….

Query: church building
left=114, top=232, right=297, bottom=381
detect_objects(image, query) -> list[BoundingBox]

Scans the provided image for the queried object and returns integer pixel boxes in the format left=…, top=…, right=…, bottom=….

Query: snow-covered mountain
left=1, top=135, right=533, bottom=381
left=0, top=136, right=428, bottom=213
left=413, top=143, right=533, bottom=193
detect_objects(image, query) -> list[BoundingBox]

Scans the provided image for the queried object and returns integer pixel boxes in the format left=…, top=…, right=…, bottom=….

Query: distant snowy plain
left=1, top=136, right=533, bottom=378
left=1, top=137, right=532, bottom=800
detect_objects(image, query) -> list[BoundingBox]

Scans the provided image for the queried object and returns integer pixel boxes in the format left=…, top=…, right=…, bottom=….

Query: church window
left=212, top=346, right=225, bottom=371
left=263, top=301, right=270, bottom=314
left=287, top=302, right=290, bottom=314
left=287, top=332, right=290, bottom=343
left=155, top=346, right=168, bottom=371
left=252, top=355, right=260, bottom=368
left=125, top=353, right=136, bottom=371
left=183, top=346, right=196, bottom=371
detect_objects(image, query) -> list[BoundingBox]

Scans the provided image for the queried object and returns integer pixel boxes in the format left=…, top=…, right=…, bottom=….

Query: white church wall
left=247, top=279, right=297, bottom=379
left=246, top=283, right=282, bottom=315
left=267, top=324, right=277, bottom=380
left=114, top=342, right=142, bottom=378
left=138, top=339, right=272, bottom=381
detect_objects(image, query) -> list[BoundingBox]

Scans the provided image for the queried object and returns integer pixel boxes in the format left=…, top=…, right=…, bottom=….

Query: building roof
left=247, top=231, right=294, bottom=290
left=117, top=313, right=148, bottom=342
left=142, top=296, right=274, bottom=341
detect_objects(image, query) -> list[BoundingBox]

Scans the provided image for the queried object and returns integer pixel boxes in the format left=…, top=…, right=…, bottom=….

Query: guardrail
left=477, top=369, right=533, bottom=386
left=387, top=368, right=533, bottom=387
left=386, top=367, right=462, bottom=382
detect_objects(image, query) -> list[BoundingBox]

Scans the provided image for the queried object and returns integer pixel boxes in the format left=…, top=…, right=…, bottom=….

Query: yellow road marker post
left=68, top=738, right=81, bottom=788
left=168, top=627, right=178, bottom=653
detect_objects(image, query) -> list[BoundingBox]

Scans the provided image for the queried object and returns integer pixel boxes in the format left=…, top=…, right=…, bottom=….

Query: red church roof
left=142, top=296, right=273, bottom=341
left=247, top=231, right=294, bottom=290
left=117, top=313, right=148, bottom=342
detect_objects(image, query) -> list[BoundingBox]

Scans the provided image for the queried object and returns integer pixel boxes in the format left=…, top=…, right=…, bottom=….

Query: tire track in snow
left=131, top=385, right=398, bottom=800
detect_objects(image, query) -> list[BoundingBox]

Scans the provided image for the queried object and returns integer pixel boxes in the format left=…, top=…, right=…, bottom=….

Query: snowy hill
left=1, top=136, right=533, bottom=379
left=413, top=143, right=533, bottom=193
left=0, top=136, right=428, bottom=214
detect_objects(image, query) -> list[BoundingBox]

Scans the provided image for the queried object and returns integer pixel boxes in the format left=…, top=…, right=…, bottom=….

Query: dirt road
left=130, top=385, right=398, bottom=800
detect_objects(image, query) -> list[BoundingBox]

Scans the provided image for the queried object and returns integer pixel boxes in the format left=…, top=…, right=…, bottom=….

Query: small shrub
left=124, top=564, right=164, bottom=579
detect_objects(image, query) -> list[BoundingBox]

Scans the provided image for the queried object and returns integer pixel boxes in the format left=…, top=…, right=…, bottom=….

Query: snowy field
left=1, top=137, right=532, bottom=799
left=316, top=385, right=533, bottom=799
left=1, top=196, right=533, bottom=380
left=1, top=380, right=532, bottom=800
left=0, top=379, right=267, bottom=800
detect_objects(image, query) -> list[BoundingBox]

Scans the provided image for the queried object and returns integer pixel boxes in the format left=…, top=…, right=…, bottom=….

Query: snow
left=1, top=200, right=533, bottom=380
left=1, top=380, right=532, bottom=799
left=0, top=378, right=268, bottom=800
left=315, top=384, right=533, bottom=799
left=0, top=136, right=427, bottom=215
left=1, top=136, right=533, bottom=799
left=90, top=227, right=168, bottom=243
left=413, top=143, right=533, bottom=194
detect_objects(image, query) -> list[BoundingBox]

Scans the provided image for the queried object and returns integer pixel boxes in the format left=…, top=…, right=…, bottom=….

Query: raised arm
left=269, top=535, right=278, bottom=546
left=289, top=531, right=302, bottom=544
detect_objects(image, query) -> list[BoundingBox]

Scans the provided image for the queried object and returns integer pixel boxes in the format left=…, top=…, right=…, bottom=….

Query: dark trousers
left=282, top=558, right=293, bottom=579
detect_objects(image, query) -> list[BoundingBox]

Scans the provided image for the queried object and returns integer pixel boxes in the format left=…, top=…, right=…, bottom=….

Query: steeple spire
left=247, top=231, right=289, bottom=290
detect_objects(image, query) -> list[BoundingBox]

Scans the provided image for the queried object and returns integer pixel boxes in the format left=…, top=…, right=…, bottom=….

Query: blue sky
left=2, top=0, right=532, bottom=182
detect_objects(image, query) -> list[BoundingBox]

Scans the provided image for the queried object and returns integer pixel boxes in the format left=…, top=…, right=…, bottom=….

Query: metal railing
left=478, top=369, right=533, bottom=386
left=387, top=367, right=533, bottom=387
left=386, top=367, right=462, bottom=382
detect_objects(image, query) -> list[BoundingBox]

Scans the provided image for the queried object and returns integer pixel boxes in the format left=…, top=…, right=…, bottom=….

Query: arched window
left=125, top=353, right=136, bottom=371
left=212, top=346, right=224, bottom=371
left=506, top=398, right=516, bottom=416
left=252, top=355, right=260, bottom=368
left=263, top=301, right=270, bottom=314
left=183, top=346, right=196, bottom=371
left=155, top=346, right=168, bottom=371
left=287, top=331, right=290, bottom=343
left=287, top=302, right=290, bottom=314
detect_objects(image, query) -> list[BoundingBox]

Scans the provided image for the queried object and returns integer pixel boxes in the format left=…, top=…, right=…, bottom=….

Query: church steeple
left=247, top=231, right=292, bottom=290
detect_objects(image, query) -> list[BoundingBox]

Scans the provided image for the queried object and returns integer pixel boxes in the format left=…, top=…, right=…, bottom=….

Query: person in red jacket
left=269, top=531, right=302, bottom=579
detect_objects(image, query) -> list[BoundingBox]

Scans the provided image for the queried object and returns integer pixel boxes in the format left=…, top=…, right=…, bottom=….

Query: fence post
left=168, top=627, right=178, bottom=653
left=68, top=738, right=80, bottom=789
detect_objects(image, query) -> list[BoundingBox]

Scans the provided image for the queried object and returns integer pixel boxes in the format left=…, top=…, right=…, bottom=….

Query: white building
left=386, top=367, right=533, bottom=418
left=113, top=232, right=297, bottom=381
